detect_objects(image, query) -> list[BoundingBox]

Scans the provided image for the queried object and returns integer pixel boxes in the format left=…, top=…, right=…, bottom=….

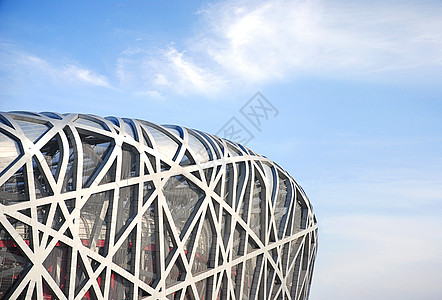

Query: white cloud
left=116, top=0, right=442, bottom=96
left=63, top=65, right=112, bottom=88
left=132, top=89, right=165, bottom=101
left=116, top=46, right=227, bottom=97
left=5, top=0, right=440, bottom=98
left=0, top=46, right=112, bottom=89
left=199, top=0, right=442, bottom=81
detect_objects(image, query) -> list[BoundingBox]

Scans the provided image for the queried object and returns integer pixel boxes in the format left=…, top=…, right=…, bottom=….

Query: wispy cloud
left=3, top=0, right=441, bottom=98
left=199, top=0, right=442, bottom=80
left=116, top=46, right=227, bottom=97
left=0, top=45, right=113, bottom=89
left=63, top=65, right=112, bottom=88
left=115, top=0, right=442, bottom=96
left=132, top=89, right=165, bottom=101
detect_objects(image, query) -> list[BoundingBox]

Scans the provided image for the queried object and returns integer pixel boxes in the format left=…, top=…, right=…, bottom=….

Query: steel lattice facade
left=0, top=111, right=318, bottom=300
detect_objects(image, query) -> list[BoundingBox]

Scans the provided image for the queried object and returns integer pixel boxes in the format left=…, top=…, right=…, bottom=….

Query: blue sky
left=1, top=0, right=442, bottom=299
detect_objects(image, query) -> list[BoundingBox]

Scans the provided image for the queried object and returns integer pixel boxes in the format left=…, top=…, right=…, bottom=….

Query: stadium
left=0, top=111, right=317, bottom=300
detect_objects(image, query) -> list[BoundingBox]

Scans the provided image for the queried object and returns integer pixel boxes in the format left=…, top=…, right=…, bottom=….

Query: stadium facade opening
left=0, top=111, right=318, bottom=300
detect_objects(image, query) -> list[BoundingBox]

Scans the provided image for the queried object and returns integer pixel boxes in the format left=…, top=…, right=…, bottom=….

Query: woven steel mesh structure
left=0, top=111, right=318, bottom=300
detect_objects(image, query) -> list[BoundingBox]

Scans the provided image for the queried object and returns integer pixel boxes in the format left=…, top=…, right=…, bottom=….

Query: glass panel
left=139, top=201, right=157, bottom=286
left=146, top=152, right=156, bottom=172
left=302, top=238, right=309, bottom=271
left=79, top=130, right=113, bottom=187
left=281, top=242, right=290, bottom=276
left=121, top=144, right=139, bottom=180
left=250, top=172, right=264, bottom=242
left=270, top=274, right=282, bottom=299
left=242, top=256, right=258, bottom=300
left=289, top=238, right=303, bottom=268
left=275, top=174, right=291, bottom=239
left=187, top=131, right=211, bottom=163
left=37, top=204, right=50, bottom=224
left=138, top=288, right=150, bottom=298
left=79, top=190, right=113, bottom=257
left=294, top=188, right=308, bottom=233
left=81, top=288, right=98, bottom=300
left=203, top=167, right=213, bottom=185
left=184, top=219, right=200, bottom=263
left=220, top=209, right=231, bottom=249
left=238, top=170, right=252, bottom=224
left=248, top=254, right=263, bottom=299
left=112, top=228, right=136, bottom=274
left=140, top=128, right=153, bottom=148
left=74, top=116, right=109, bottom=131
left=195, top=278, right=208, bottom=300
left=184, top=286, right=194, bottom=299
left=0, top=226, right=32, bottom=298
left=211, top=136, right=225, bottom=157
left=62, top=127, right=77, bottom=193
left=32, top=156, right=53, bottom=198
left=18, top=208, right=31, bottom=218
left=0, top=131, right=21, bottom=175
left=0, top=115, right=13, bottom=127
left=142, top=181, right=155, bottom=205
left=16, top=282, right=32, bottom=299
left=226, top=141, right=242, bottom=157
left=40, top=134, right=62, bottom=181
left=163, top=125, right=183, bottom=139
left=109, top=271, right=133, bottom=300
left=0, top=165, right=28, bottom=205
left=247, top=236, right=259, bottom=254
left=214, top=177, right=222, bottom=197
left=42, top=277, right=57, bottom=300
left=98, top=268, right=106, bottom=296
left=289, top=243, right=303, bottom=297
left=9, top=112, right=41, bottom=117
left=104, top=116, right=119, bottom=127
left=160, top=160, right=171, bottom=171
left=99, top=159, right=116, bottom=185
left=42, top=242, right=70, bottom=296
left=51, top=204, right=66, bottom=231
left=41, top=112, right=63, bottom=120
left=224, top=164, right=234, bottom=207
left=266, top=262, right=276, bottom=297
left=196, top=130, right=222, bottom=160
left=75, top=253, right=89, bottom=295
left=14, top=119, right=50, bottom=143
left=220, top=271, right=229, bottom=300
left=262, top=163, right=275, bottom=202
left=192, top=213, right=215, bottom=274
left=235, top=162, right=246, bottom=211
left=269, top=222, right=277, bottom=244
left=122, top=119, right=137, bottom=141
left=179, top=150, right=195, bottom=167
left=115, top=185, right=138, bottom=241
left=5, top=216, right=33, bottom=251
left=270, top=247, right=278, bottom=264
left=231, top=262, right=243, bottom=299
left=65, top=198, right=75, bottom=213
left=165, top=255, right=186, bottom=288
left=166, top=289, right=182, bottom=300
left=140, top=122, right=179, bottom=160
left=232, top=224, right=246, bottom=259
left=163, top=219, right=176, bottom=265
left=163, top=175, right=205, bottom=237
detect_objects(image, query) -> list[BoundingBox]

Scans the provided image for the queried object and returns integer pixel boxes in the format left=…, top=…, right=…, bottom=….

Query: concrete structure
left=0, top=111, right=318, bottom=300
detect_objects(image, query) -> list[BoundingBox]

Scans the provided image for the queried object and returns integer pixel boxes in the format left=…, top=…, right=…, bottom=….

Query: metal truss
left=0, top=111, right=318, bottom=300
